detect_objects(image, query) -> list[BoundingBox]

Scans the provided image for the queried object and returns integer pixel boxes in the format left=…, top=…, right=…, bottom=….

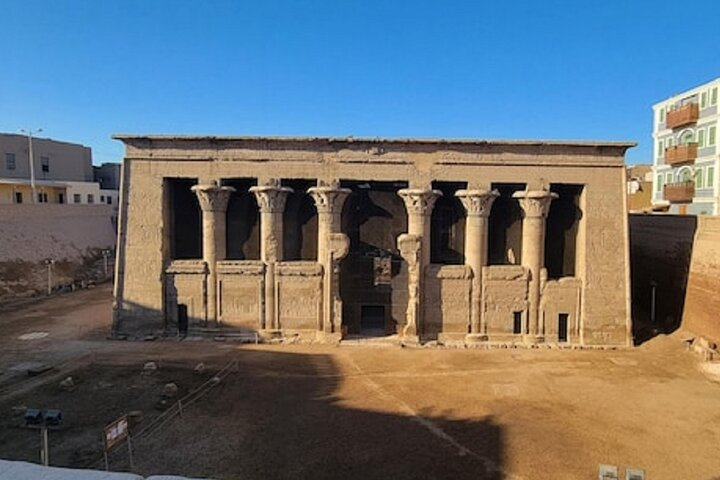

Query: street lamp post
left=19, top=128, right=42, bottom=204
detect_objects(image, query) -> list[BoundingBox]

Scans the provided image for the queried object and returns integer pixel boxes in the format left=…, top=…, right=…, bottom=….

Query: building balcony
left=665, top=143, right=698, bottom=165
left=666, top=103, right=699, bottom=129
left=663, top=181, right=695, bottom=203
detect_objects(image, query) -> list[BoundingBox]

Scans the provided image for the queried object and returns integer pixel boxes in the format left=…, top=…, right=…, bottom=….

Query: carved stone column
left=512, top=189, right=558, bottom=342
left=309, top=182, right=351, bottom=339
left=398, top=234, right=422, bottom=340
left=397, top=188, right=441, bottom=341
left=250, top=181, right=292, bottom=331
left=324, top=233, right=350, bottom=337
left=191, top=181, right=235, bottom=326
left=455, top=189, right=499, bottom=338
left=397, top=188, right=442, bottom=267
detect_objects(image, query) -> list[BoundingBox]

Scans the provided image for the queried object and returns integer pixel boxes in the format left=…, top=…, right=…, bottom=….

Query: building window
left=707, top=166, right=715, bottom=189
left=701, top=91, right=708, bottom=108
left=709, top=126, right=716, bottom=146
left=666, top=136, right=674, bottom=147
left=40, top=156, right=49, bottom=173
left=73, top=193, right=81, bottom=203
left=695, top=168, right=704, bottom=187
left=87, top=194, right=94, bottom=204
left=656, top=174, right=663, bottom=193
left=5, top=153, right=16, bottom=170
left=58, top=193, right=65, bottom=204
left=38, top=192, right=48, bottom=203
left=680, top=130, right=694, bottom=145
left=712, top=87, right=718, bottom=106
left=100, top=195, right=105, bottom=202
left=106, top=196, right=112, bottom=205
left=665, top=172, right=673, bottom=184
left=659, top=108, right=665, bottom=123
left=657, top=140, right=664, bottom=157
left=15, top=192, right=23, bottom=204
left=697, top=129, right=705, bottom=148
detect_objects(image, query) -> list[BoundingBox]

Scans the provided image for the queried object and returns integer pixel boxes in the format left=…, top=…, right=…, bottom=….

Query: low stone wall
left=0, top=204, right=116, bottom=300
left=682, top=216, right=720, bottom=344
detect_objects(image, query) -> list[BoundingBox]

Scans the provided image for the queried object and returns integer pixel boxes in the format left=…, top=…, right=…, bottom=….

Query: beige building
left=113, top=135, right=634, bottom=346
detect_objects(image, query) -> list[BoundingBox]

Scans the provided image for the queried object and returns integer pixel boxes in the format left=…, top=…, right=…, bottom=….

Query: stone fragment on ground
left=59, top=376, right=75, bottom=391
left=162, top=382, right=179, bottom=399
left=142, top=362, right=158, bottom=375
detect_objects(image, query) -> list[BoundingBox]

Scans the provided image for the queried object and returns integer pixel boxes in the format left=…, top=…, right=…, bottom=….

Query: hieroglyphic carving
left=398, top=233, right=422, bottom=337
left=191, top=181, right=235, bottom=212
left=397, top=188, right=442, bottom=216
left=455, top=189, right=499, bottom=217
left=219, top=278, right=261, bottom=328
left=278, top=281, right=321, bottom=330
left=512, top=189, right=558, bottom=218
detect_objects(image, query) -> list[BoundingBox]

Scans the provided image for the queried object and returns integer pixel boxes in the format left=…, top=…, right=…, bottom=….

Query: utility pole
left=19, top=128, right=42, bottom=204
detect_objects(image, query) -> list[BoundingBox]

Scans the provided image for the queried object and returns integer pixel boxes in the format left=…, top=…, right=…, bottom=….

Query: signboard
left=373, top=257, right=392, bottom=286
left=104, top=415, right=129, bottom=449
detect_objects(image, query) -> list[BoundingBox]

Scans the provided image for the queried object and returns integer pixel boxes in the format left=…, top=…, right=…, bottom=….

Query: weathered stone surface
left=113, top=136, right=633, bottom=346
left=682, top=217, right=720, bottom=344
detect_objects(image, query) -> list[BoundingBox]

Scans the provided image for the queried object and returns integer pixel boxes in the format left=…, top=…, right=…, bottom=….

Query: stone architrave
left=250, top=180, right=292, bottom=331
left=455, top=189, right=499, bottom=338
left=191, top=181, right=235, bottom=325
left=398, top=234, right=422, bottom=340
left=308, top=182, right=351, bottom=338
left=512, top=189, right=558, bottom=343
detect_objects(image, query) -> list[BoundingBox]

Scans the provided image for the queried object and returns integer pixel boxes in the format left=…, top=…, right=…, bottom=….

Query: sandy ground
left=1, top=286, right=719, bottom=480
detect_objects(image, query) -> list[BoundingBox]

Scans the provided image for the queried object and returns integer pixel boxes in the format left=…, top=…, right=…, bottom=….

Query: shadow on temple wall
left=629, top=214, right=697, bottom=345
left=120, top=348, right=507, bottom=480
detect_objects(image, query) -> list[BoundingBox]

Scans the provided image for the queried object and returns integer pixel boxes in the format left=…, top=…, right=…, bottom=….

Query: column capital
left=249, top=185, right=293, bottom=213
left=398, top=188, right=442, bottom=216
left=455, top=189, right=499, bottom=217
left=191, top=183, right=235, bottom=213
left=512, top=190, right=558, bottom=218
left=307, top=186, right=351, bottom=214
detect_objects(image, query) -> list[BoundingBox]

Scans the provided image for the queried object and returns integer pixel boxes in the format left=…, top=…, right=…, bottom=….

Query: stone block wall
left=682, top=216, right=720, bottom=344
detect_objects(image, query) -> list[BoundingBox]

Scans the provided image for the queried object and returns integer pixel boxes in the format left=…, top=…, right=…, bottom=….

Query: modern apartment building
left=0, top=133, right=118, bottom=207
left=652, top=78, right=720, bottom=215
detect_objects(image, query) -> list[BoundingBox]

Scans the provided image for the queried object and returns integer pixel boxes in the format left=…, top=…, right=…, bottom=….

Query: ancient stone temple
left=112, top=136, right=634, bottom=346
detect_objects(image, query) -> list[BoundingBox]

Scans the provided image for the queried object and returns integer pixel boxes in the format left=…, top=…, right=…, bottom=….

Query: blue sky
left=2, top=0, right=719, bottom=165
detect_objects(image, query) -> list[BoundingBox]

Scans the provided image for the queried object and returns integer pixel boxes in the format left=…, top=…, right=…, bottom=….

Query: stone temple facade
left=112, top=136, right=634, bottom=346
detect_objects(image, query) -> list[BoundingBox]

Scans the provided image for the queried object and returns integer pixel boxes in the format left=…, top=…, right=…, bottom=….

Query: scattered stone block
left=59, top=376, right=75, bottom=391
left=142, top=361, right=158, bottom=375
left=162, top=382, right=179, bottom=399
left=193, top=362, right=206, bottom=374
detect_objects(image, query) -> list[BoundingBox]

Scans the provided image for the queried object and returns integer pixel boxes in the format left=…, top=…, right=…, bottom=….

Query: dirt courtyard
left=0, top=286, right=719, bottom=479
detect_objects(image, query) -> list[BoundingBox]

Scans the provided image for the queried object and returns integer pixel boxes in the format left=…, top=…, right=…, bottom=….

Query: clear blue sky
left=2, top=0, right=719, bottom=165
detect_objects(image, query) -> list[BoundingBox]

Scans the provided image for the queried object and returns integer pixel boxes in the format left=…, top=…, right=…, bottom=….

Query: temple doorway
left=340, top=180, right=408, bottom=335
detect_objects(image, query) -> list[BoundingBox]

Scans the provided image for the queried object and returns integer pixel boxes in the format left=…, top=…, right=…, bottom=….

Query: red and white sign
left=104, top=415, right=129, bottom=449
